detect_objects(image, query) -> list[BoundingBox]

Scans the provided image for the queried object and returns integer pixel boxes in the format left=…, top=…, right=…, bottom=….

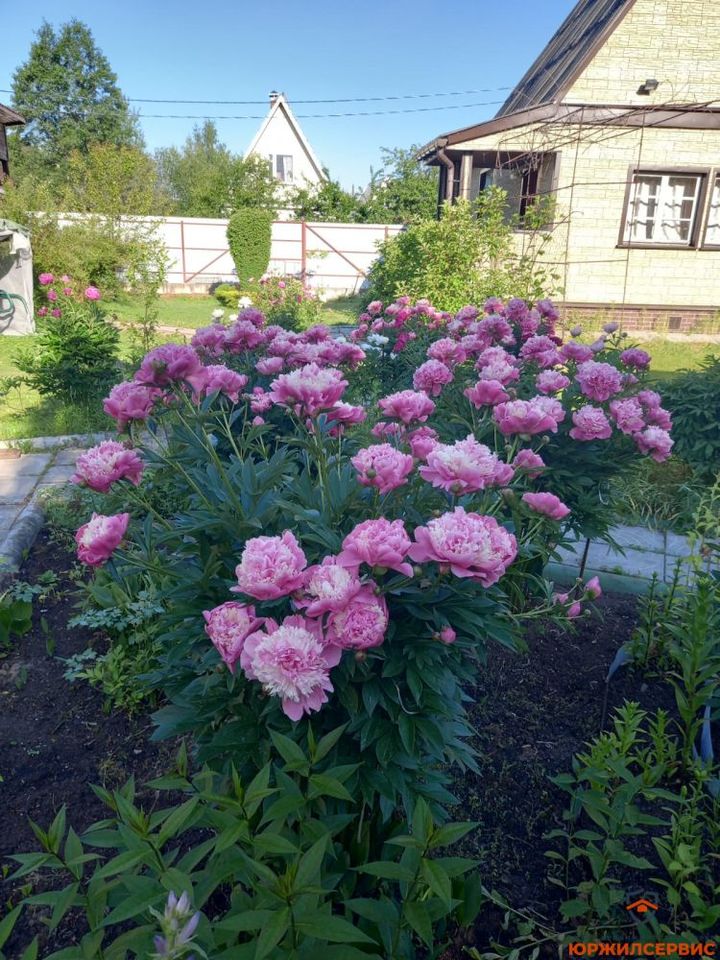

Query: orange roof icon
left=626, top=898, right=659, bottom=914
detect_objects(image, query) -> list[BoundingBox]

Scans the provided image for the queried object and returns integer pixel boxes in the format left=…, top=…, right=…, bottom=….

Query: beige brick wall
left=564, top=0, right=720, bottom=106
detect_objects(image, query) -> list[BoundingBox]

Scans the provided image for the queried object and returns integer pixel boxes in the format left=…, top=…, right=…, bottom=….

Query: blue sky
left=1, top=0, right=575, bottom=189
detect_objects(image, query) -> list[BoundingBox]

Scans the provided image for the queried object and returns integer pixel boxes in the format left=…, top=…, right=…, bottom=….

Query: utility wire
left=0, top=85, right=512, bottom=106
left=135, top=99, right=506, bottom=120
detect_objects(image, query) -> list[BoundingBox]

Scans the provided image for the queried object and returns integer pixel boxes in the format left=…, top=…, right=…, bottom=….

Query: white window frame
left=275, top=155, right=293, bottom=183
left=622, top=170, right=704, bottom=247
left=703, top=172, right=720, bottom=247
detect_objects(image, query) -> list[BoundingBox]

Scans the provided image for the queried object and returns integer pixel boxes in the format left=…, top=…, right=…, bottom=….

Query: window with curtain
left=275, top=155, right=294, bottom=182
left=623, top=171, right=703, bottom=246
left=704, top=174, right=720, bottom=246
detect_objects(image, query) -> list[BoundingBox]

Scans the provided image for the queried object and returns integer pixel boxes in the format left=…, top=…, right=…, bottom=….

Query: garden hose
left=0, top=289, right=28, bottom=322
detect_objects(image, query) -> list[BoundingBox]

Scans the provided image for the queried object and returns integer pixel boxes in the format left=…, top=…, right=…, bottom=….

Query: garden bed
left=2, top=531, right=690, bottom=954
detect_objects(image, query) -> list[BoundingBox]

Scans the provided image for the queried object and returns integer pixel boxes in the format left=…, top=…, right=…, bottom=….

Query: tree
left=156, top=121, right=278, bottom=217
left=61, top=143, right=170, bottom=217
left=289, top=173, right=363, bottom=222
left=10, top=20, right=140, bottom=180
left=363, top=146, right=439, bottom=224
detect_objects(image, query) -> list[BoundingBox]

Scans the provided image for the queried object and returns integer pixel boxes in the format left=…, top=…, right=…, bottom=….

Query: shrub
left=661, top=353, right=720, bottom=482
left=15, top=277, right=120, bottom=404
left=365, top=191, right=559, bottom=311
left=251, top=274, right=323, bottom=330
left=213, top=281, right=242, bottom=309
left=227, top=207, right=273, bottom=288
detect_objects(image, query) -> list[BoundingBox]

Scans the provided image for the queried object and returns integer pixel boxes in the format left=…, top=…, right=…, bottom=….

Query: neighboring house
left=0, top=103, right=25, bottom=183
left=245, top=92, right=326, bottom=213
left=418, top=0, right=720, bottom=330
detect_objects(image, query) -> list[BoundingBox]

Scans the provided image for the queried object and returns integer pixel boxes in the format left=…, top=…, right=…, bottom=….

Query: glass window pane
left=706, top=176, right=720, bottom=245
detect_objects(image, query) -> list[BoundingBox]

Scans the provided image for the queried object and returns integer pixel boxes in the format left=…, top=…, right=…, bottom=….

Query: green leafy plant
left=0, top=589, right=33, bottom=651
left=4, top=742, right=483, bottom=959
left=213, top=282, right=242, bottom=309
left=227, top=208, right=273, bottom=288
left=662, top=354, right=720, bottom=483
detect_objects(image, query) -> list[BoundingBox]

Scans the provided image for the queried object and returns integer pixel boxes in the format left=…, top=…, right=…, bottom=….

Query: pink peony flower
left=225, top=319, right=266, bottom=352
left=569, top=406, right=613, bottom=441
left=252, top=416, right=265, bottom=426
left=567, top=601, right=583, bottom=619
left=520, top=335, right=561, bottom=369
left=191, top=324, right=228, bottom=360
left=378, top=389, right=435, bottom=424
left=439, top=625, right=457, bottom=644
left=427, top=337, right=467, bottom=366
left=237, top=306, right=266, bottom=327
left=240, top=615, right=341, bottom=721
left=609, top=397, right=645, bottom=435
left=536, top=370, right=571, bottom=394
left=420, top=435, right=513, bottom=494
left=367, top=300, right=384, bottom=316
left=413, top=359, right=453, bottom=396
left=256, top=356, right=285, bottom=376
left=494, top=398, right=562, bottom=436
left=51, top=308, right=62, bottom=318
left=620, top=348, right=651, bottom=369
left=247, top=387, right=272, bottom=414
left=76, top=512, right=130, bottom=566
left=585, top=576, right=602, bottom=599
left=352, top=444, right=414, bottom=495
left=326, top=401, right=366, bottom=435
left=326, top=586, right=388, bottom=650
left=62, top=287, right=72, bottom=296
left=371, top=421, right=405, bottom=440
left=38, top=272, right=54, bottom=285
left=72, top=441, right=143, bottom=493
left=634, top=426, right=674, bottom=462
left=84, top=286, right=101, bottom=301
left=464, top=379, right=509, bottom=408
left=561, top=342, right=593, bottom=364
left=37, top=306, right=48, bottom=317
left=338, top=518, right=413, bottom=577
left=200, top=365, right=248, bottom=403
left=408, top=426, right=439, bottom=460
left=103, top=381, right=160, bottom=430
left=409, top=507, right=517, bottom=587
left=47, top=289, right=58, bottom=302
left=203, top=602, right=262, bottom=673
left=645, top=404, right=672, bottom=430
left=513, top=449, right=546, bottom=477
left=575, top=361, right=624, bottom=402
left=521, top=491, right=571, bottom=520
left=232, top=531, right=307, bottom=600
left=135, top=344, right=207, bottom=392
left=269, top=363, right=348, bottom=416
left=569, top=324, right=582, bottom=337
left=294, top=556, right=362, bottom=617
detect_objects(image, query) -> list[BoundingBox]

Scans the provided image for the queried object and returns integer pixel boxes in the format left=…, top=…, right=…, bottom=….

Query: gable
left=245, top=98, right=325, bottom=184
left=564, top=0, right=720, bottom=105
left=497, top=0, right=635, bottom=116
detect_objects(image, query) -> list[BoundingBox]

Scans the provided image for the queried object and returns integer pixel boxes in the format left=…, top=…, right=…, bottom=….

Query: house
left=0, top=103, right=25, bottom=183
left=418, top=0, right=720, bottom=330
left=245, top=92, right=326, bottom=211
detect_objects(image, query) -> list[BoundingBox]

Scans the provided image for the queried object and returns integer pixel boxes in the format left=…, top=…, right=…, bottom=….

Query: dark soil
left=0, top=532, right=173, bottom=955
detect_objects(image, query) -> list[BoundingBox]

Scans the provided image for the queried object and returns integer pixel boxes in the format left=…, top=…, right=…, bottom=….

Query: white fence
left=131, top=216, right=404, bottom=297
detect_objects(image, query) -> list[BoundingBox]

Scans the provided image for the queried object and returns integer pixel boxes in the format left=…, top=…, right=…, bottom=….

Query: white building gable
left=245, top=92, right=326, bottom=194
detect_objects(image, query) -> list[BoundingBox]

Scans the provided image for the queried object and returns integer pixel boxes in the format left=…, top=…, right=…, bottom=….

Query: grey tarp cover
left=0, top=218, right=34, bottom=335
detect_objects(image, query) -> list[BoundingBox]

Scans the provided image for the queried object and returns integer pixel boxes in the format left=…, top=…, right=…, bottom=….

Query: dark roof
left=496, top=0, right=637, bottom=117
left=0, top=103, right=25, bottom=126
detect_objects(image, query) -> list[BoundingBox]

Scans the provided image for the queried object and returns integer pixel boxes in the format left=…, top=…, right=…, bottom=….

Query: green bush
left=227, top=207, right=273, bottom=288
left=213, top=282, right=241, bottom=309
left=662, top=353, right=720, bottom=482
left=250, top=275, right=323, bottom=330
left=15, top=282, right=120, bottom=404
left=365, top=191, right=558, bottom=311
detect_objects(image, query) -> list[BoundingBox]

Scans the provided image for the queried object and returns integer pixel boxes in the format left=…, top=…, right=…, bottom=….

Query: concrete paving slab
left=665, top=532, right=693, bottom=557
left=587, top=543, right=664, bottom=579
left=611, top=525, right=665, bottom=553
left=0, top=474, right=41, bottom=501
left=52, top=447, right=88, bottom=467
left=36, top=465, right=74, bottom=485
left=0, top=454, right=52, bottom=479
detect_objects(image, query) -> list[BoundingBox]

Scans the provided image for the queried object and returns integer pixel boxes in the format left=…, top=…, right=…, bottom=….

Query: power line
left=135, top=99, right=506, bottom=120
left=0, top=85, right=512, bottom=106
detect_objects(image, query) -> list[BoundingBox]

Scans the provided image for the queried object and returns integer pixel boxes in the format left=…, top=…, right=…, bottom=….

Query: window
left=623, top=171, right=704, bottom=246
left=704, top=174, right=720, bottom=246
left=275, top=155, right=293, bottom=183
left=519, top=166, right=540, bottom=218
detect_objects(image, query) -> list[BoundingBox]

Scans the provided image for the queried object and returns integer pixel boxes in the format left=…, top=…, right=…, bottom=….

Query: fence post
left=301, top=220, right=307, bottom=281
left=180, top=220, right=187, bottom=283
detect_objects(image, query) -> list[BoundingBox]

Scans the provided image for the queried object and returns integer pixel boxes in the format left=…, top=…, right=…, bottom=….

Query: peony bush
left=70, top=297, right=671, bottom=827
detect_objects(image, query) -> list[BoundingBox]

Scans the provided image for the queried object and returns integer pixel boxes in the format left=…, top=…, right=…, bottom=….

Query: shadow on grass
left=0, top=387, right=111, bottom=441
